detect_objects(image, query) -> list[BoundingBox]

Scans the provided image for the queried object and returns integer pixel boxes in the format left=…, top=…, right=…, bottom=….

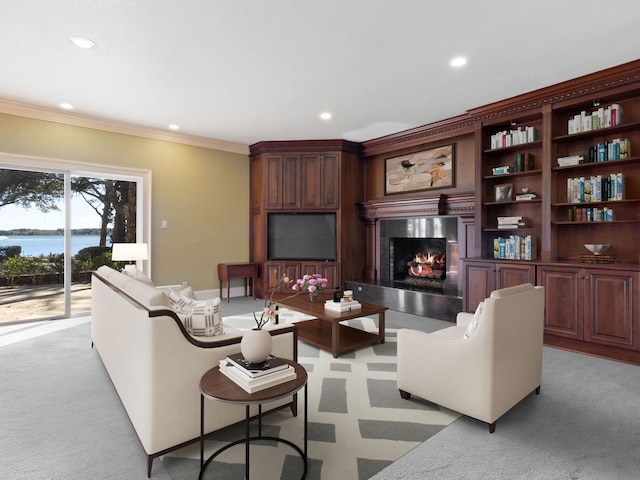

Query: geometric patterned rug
left=161, top=309, right=460, bottom=480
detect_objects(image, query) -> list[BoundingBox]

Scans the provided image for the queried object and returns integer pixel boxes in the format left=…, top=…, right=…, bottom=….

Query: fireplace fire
left=407, top=251, right=446, bottom=279
left=390, top=237, right=447, bottom=289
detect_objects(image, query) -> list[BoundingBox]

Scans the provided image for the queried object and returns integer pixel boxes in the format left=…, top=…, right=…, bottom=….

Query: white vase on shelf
left=240, top=328, right=273, bottom=364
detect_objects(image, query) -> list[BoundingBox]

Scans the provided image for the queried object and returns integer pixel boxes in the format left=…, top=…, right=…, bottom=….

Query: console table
left=217, top=262, right=258, bottom=303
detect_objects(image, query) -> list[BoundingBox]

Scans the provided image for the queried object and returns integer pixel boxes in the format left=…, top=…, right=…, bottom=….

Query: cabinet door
left=537, top=265, right=583, bottom=339
left=319, top=154, right=340, bottom=208
left=282, top=155, right=301, bottom=209
left=301, top=154, right=340, bottom=209
left=496, top=263, right=536, bottom=289
left=584, top=269, right=638, bottom=350
left=463, top=261, right=495, bottom=312
left=301, top=261, right=339, bottom=290
left=265, top=155, right=283, bottom=209
left=265, top=262, right=300, bottom=292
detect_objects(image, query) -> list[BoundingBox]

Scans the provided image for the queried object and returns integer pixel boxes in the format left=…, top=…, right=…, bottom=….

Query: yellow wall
left=0, top=112, right=250, bottom=290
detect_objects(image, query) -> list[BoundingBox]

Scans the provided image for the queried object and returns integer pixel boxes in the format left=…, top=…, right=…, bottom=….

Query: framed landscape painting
left=385, top=144, right=455, bottom=195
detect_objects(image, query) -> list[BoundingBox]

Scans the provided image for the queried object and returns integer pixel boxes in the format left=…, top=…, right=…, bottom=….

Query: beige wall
left=0, top=112, right=250, bottom=290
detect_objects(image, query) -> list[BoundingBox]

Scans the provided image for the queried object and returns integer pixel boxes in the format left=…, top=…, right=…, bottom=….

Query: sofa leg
left=147, top=455, right=153, bottom=477
left=535, top=385, right=541, bottom=395
left=488, top=422, right=496, bottom=433
left=399, top=389, right=411, bottom=400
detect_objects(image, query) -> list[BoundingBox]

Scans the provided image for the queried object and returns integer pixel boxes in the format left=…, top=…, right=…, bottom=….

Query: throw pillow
left=464, top=301, right=484, bottom=339
left=173, top=285, right=195, bottom=299
left=168, top=291, right=224, bottom=337
left=123, top=268, right=155, bottom=286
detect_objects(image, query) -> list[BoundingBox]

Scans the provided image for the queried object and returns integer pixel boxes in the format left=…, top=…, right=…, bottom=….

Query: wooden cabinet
left=538, top=265, right=639, bottom=351
left=250, top=140, right=363, bottom=298
left=265, top=154, right=301, bottom=209
left=301, top=154, right=340, bottom=209
left=462, top=259, right=535, bottom=312
left=465, top=78, right=640, bottom=364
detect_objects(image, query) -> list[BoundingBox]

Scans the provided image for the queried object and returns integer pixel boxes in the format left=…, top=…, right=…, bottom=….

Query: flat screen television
left=268, top=212, right=337, bottom=261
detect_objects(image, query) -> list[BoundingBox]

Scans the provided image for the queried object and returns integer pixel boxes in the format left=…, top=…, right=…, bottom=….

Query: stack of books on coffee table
left=219, top=353, right=296, bottom=393
left=324, top=299, right=362, bottom=312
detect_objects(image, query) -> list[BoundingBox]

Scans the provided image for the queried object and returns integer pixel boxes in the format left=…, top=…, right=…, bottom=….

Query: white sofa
left=91, top=266, right=298, bottom=476
left=397, top=283, right=545, bottom=432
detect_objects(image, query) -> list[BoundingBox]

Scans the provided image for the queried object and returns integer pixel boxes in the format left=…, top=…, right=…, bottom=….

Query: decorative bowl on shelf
left=521, top=188, right=533, bottom=194
left=584, top=244, right=612, bottom=255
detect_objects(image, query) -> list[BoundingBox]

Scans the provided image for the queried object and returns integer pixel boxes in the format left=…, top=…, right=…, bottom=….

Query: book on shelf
left=567, top=103, right=623, bottom=134
left=497, top=216, right=528, bottom=229
left=515, top=192, right=537, bottom=201
left=493, top=235, right=537, bottom=260
left=324, top=299, right=362, bottom=312
left=225, top=353, right=290, bottom=378
left=567, top=174, right=624, bottom=203
left=492, top=165, right=510, bottom=175
left=514, top=153, right=535, bottom=172
left=557, top=155, right=585, bottom=166
left=219, top=360, right=297, bottom=393
left=587, top=139, right=631, bottom=162
left=490, top=126, right=538, bottom=149
left=569, top=206, right=614, bottom=222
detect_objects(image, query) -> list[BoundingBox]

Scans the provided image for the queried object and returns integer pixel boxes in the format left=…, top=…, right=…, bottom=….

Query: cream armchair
left=397, top=283, right=545, bottom=432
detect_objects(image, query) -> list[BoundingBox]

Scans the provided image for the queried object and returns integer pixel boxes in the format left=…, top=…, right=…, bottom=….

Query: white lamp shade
left=112, top=243, right=148, bottom=262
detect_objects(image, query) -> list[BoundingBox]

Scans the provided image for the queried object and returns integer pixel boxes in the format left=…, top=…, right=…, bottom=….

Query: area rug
left=161, top=309, right=460, bottom=480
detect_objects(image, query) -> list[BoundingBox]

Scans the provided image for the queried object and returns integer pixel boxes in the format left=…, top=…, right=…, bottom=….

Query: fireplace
left=347, top=195, right=473, bottom=321
left=390, top=237, right=447, bottom=288
left=380, top=215, right=459, bottom=294
left=346, top=215, right=461, bottom=321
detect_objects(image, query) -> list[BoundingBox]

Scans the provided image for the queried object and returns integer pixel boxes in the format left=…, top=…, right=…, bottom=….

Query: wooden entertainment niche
left=249, top=140, right=365, bottom=298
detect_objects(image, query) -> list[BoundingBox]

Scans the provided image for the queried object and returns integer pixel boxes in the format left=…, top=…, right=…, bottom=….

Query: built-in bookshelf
left=551, top=90, right=640, bottom=265
left=479, top=114, right=543, bottom=261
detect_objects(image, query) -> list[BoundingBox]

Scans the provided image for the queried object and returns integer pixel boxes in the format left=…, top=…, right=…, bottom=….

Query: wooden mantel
left=358, top=193, right=475, bottom=219
left=357, top=193, right=476, bottom=282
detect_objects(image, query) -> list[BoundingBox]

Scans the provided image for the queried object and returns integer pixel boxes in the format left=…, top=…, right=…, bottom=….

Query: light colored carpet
left=372, top=345, right=640, bottom=480
left=161, top=309, right=460, bottom=480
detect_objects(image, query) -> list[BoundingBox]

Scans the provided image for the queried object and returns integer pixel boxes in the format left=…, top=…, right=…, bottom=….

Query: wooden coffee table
left=278, top=295, right=387, bottom=358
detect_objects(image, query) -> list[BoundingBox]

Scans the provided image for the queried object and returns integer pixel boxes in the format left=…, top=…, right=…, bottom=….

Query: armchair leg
left=488, top=422, right=496, bottom=433
left=399, top=389, right=411, bottom=400
left=535, top=385, right=541, bottom=395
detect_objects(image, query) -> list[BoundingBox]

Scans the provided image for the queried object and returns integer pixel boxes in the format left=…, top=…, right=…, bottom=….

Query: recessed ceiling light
left=168, top=124, right=180, bottom=131
left=69, top=36, right=97, bottom=49
left=449, top=56, right=467, bottom=68
left=319, top=112, right=332, bottom=121
left=59, top=102, right=74, bottom=110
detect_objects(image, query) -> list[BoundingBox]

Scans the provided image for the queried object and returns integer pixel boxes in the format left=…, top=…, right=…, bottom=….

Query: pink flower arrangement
left=292, top=273, right=329, bottom=294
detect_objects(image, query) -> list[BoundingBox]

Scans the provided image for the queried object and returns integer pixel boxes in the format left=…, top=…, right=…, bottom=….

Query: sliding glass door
left=0, top=156, right=149, bottom=325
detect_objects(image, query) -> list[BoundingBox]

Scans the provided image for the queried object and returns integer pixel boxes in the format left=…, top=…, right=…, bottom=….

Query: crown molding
left=0, top=98, right=250, bottom=155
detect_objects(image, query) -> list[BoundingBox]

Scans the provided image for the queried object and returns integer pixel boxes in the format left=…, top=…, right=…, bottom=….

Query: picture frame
left=385, top=144, right=455, bottom=195
left=494, top=183, right=514, bottom=202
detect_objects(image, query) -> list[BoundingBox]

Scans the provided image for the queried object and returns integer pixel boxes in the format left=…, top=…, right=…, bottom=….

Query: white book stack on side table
left=219, top=353, right=297, bottom=394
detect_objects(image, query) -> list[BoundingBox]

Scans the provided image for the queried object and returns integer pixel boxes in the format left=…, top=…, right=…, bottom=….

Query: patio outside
left=0, top=283, right=92, bottom=324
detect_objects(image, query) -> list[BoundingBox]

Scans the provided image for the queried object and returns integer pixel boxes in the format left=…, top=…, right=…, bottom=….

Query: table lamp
left=112, top=243, right=148, bottom=273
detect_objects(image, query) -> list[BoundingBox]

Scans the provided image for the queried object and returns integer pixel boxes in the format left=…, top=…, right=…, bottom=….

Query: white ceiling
left=1, top=1, right=640, bottom=151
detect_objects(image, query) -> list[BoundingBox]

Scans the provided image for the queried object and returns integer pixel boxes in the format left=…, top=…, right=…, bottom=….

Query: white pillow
left=464, top=301, right=484, bottom=339
left=123, top=268, right=155, bottom=286
left=173, top=285, right=195, bottom=299
left=168, top=291, right=224, bottom=337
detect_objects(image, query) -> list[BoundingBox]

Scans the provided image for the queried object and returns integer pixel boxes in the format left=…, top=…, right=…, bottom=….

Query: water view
left=0, top=235, right=103, bottom=257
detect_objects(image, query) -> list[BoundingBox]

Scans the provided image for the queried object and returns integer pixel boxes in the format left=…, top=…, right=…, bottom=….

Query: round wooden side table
left=198, top=359, right=308, bottom=480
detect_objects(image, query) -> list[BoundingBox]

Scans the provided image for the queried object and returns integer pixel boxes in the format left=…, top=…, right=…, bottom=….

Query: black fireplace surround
left=346, top=216, right=462, bottom=321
